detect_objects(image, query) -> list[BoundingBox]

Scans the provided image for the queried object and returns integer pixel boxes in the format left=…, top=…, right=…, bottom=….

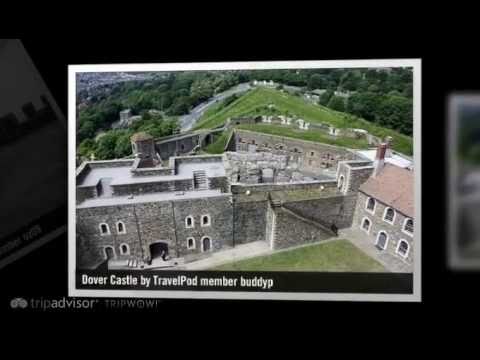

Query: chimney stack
left=373, top=143, right=387, bottom=177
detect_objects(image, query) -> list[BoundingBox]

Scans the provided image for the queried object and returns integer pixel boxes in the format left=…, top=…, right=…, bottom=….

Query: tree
left=96, top=132, right=118, bottom=160
left=339, top=70, right=362, bottom=91
left=77, top=120, right=97, bottom=143
left=168, top=96, right=192, bottom=115
left=376, top=95, right=413, bottom=135
left=319, top=90, right=334, bottom=106
left=307, top=74, right=324, bottom=90
left=114, top=132, right=133, bottom=158
left=327, top=96, right=345, bottom=112
left=78, top=138, right=96, bottom=158
left=346, top=92, right=381, bottom=121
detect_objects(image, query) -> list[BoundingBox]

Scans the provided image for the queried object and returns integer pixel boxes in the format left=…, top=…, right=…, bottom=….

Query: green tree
left=346, top=92, right=381, bottom=121
left=327, top=95, right=345, bottom=112
left=114, top=132, right=133, bottom=158
left=77, top=138, right=96, bottom=158
left=168, top=96, right=191, bottom=115
left=96, top=132, right=119, bottom=160
left=339, top=70, right=362, bottom=91
left=376, top=95, right=413, bottom=135
left=77, top=120, right=97, bottom=143
left=307, top=74, right=324, bottom=90
left=319, top=90, right=334, bottom=106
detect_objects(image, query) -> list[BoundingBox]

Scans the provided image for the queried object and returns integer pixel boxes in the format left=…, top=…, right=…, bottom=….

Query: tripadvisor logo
left=10, top=298, right=28, bottom=309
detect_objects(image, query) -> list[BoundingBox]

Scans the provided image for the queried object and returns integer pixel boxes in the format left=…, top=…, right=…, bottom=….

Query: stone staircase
left=193, top=170, right=208, bottom=190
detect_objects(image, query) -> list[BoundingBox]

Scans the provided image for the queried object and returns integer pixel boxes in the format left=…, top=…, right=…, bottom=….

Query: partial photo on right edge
left=449, top=94, right=480, bottom=269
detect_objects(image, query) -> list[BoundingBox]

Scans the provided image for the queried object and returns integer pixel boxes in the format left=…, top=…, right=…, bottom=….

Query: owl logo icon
left=10, top=298, right=28, bottom=309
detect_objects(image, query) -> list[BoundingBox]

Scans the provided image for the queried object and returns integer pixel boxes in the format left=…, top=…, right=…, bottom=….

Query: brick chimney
left=373, top=143, right=387, bottom=177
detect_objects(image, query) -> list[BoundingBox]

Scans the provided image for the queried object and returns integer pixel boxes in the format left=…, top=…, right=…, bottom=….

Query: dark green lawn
left=212, top=240, right=386, bottom=272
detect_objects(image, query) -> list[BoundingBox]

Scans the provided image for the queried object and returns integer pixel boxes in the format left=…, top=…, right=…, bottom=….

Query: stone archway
left=104, top=246, right=115, bottom=260
left=149, top=241, right=169, bottom=260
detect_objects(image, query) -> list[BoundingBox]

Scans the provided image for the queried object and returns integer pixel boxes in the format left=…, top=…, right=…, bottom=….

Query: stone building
left=349, top=144, right=414, bottom=270
left=76, top=130, right=415, bottom=272
left=228, top=129, right=362, bottom=174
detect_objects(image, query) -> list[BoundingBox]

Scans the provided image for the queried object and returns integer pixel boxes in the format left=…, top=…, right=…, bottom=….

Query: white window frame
left=103, top=245, right=116, bottom=260
left=382, top=207, right=396, bottom=225
left=402, top=218, right=414, bottom=237
left=396, top=239, right=410, bottom=259
left=116, top=221, right=126, bottom=234
left=119, top=243, right=130, bottom=255
left=201, top=214, right=211, bottom=227
left=99, top=223, right=110, bottom=236
left=375, top=231, right=389, bottom=251
left=185, top=215, right=195, bottom=229
left=201, top=236, right=212, bottom=252
left=360, top=217, right=372, bottom=234
left=365, top=197, right=376, bottom=215
left=187, top=237, right=196, bottom=250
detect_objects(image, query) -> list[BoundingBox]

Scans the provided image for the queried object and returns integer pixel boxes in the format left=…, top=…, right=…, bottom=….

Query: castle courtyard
left=76, top=126, right=414, bottom=273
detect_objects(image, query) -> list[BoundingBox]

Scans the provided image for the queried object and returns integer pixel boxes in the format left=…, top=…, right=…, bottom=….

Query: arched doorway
left=201, top=237, right=212, bottom=252
left=104, top=246, right=115, bottom=260
left=150, top=242, right=169, bottom=260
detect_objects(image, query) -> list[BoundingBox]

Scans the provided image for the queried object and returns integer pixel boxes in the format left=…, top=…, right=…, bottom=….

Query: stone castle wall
left=111, top=179, right=194, bottom=196
left=77, top=186, right=97, bottom=204
left=282, top=193, right=358, bottom=230
left=336, top=161, right=373, bottom=194
left=172, top=196, right=233, bottom=257
left=156, top=135, right=199, bottom=160
left=272, top=207, right=333, bottom=250
left=232, top=129, right=361, bottom=174
left=77, top=194, right=233, bottom=269
left=231, top=180, right=336, bottom=195
left=233, top=196, right=269, bottom=245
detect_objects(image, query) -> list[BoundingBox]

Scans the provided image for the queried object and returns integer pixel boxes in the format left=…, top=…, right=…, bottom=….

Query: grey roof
left=77, top=159, right=226, bottom=188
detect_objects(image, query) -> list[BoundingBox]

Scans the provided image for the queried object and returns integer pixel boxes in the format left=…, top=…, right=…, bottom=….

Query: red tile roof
left=359, top=164, right=414, bottom=218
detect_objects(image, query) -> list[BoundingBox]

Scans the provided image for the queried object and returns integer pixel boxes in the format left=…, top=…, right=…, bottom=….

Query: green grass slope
left=212, top=239, right=386, bottom=272
left=195, top=87, right=413, bottom=155
left=236, top=124, right=370, bottom=149
left=203, top=129, right=233, bottom=154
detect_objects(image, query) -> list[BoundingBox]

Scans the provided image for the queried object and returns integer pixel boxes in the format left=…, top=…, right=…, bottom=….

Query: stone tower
left=131, top=132, right=158, bottom=167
